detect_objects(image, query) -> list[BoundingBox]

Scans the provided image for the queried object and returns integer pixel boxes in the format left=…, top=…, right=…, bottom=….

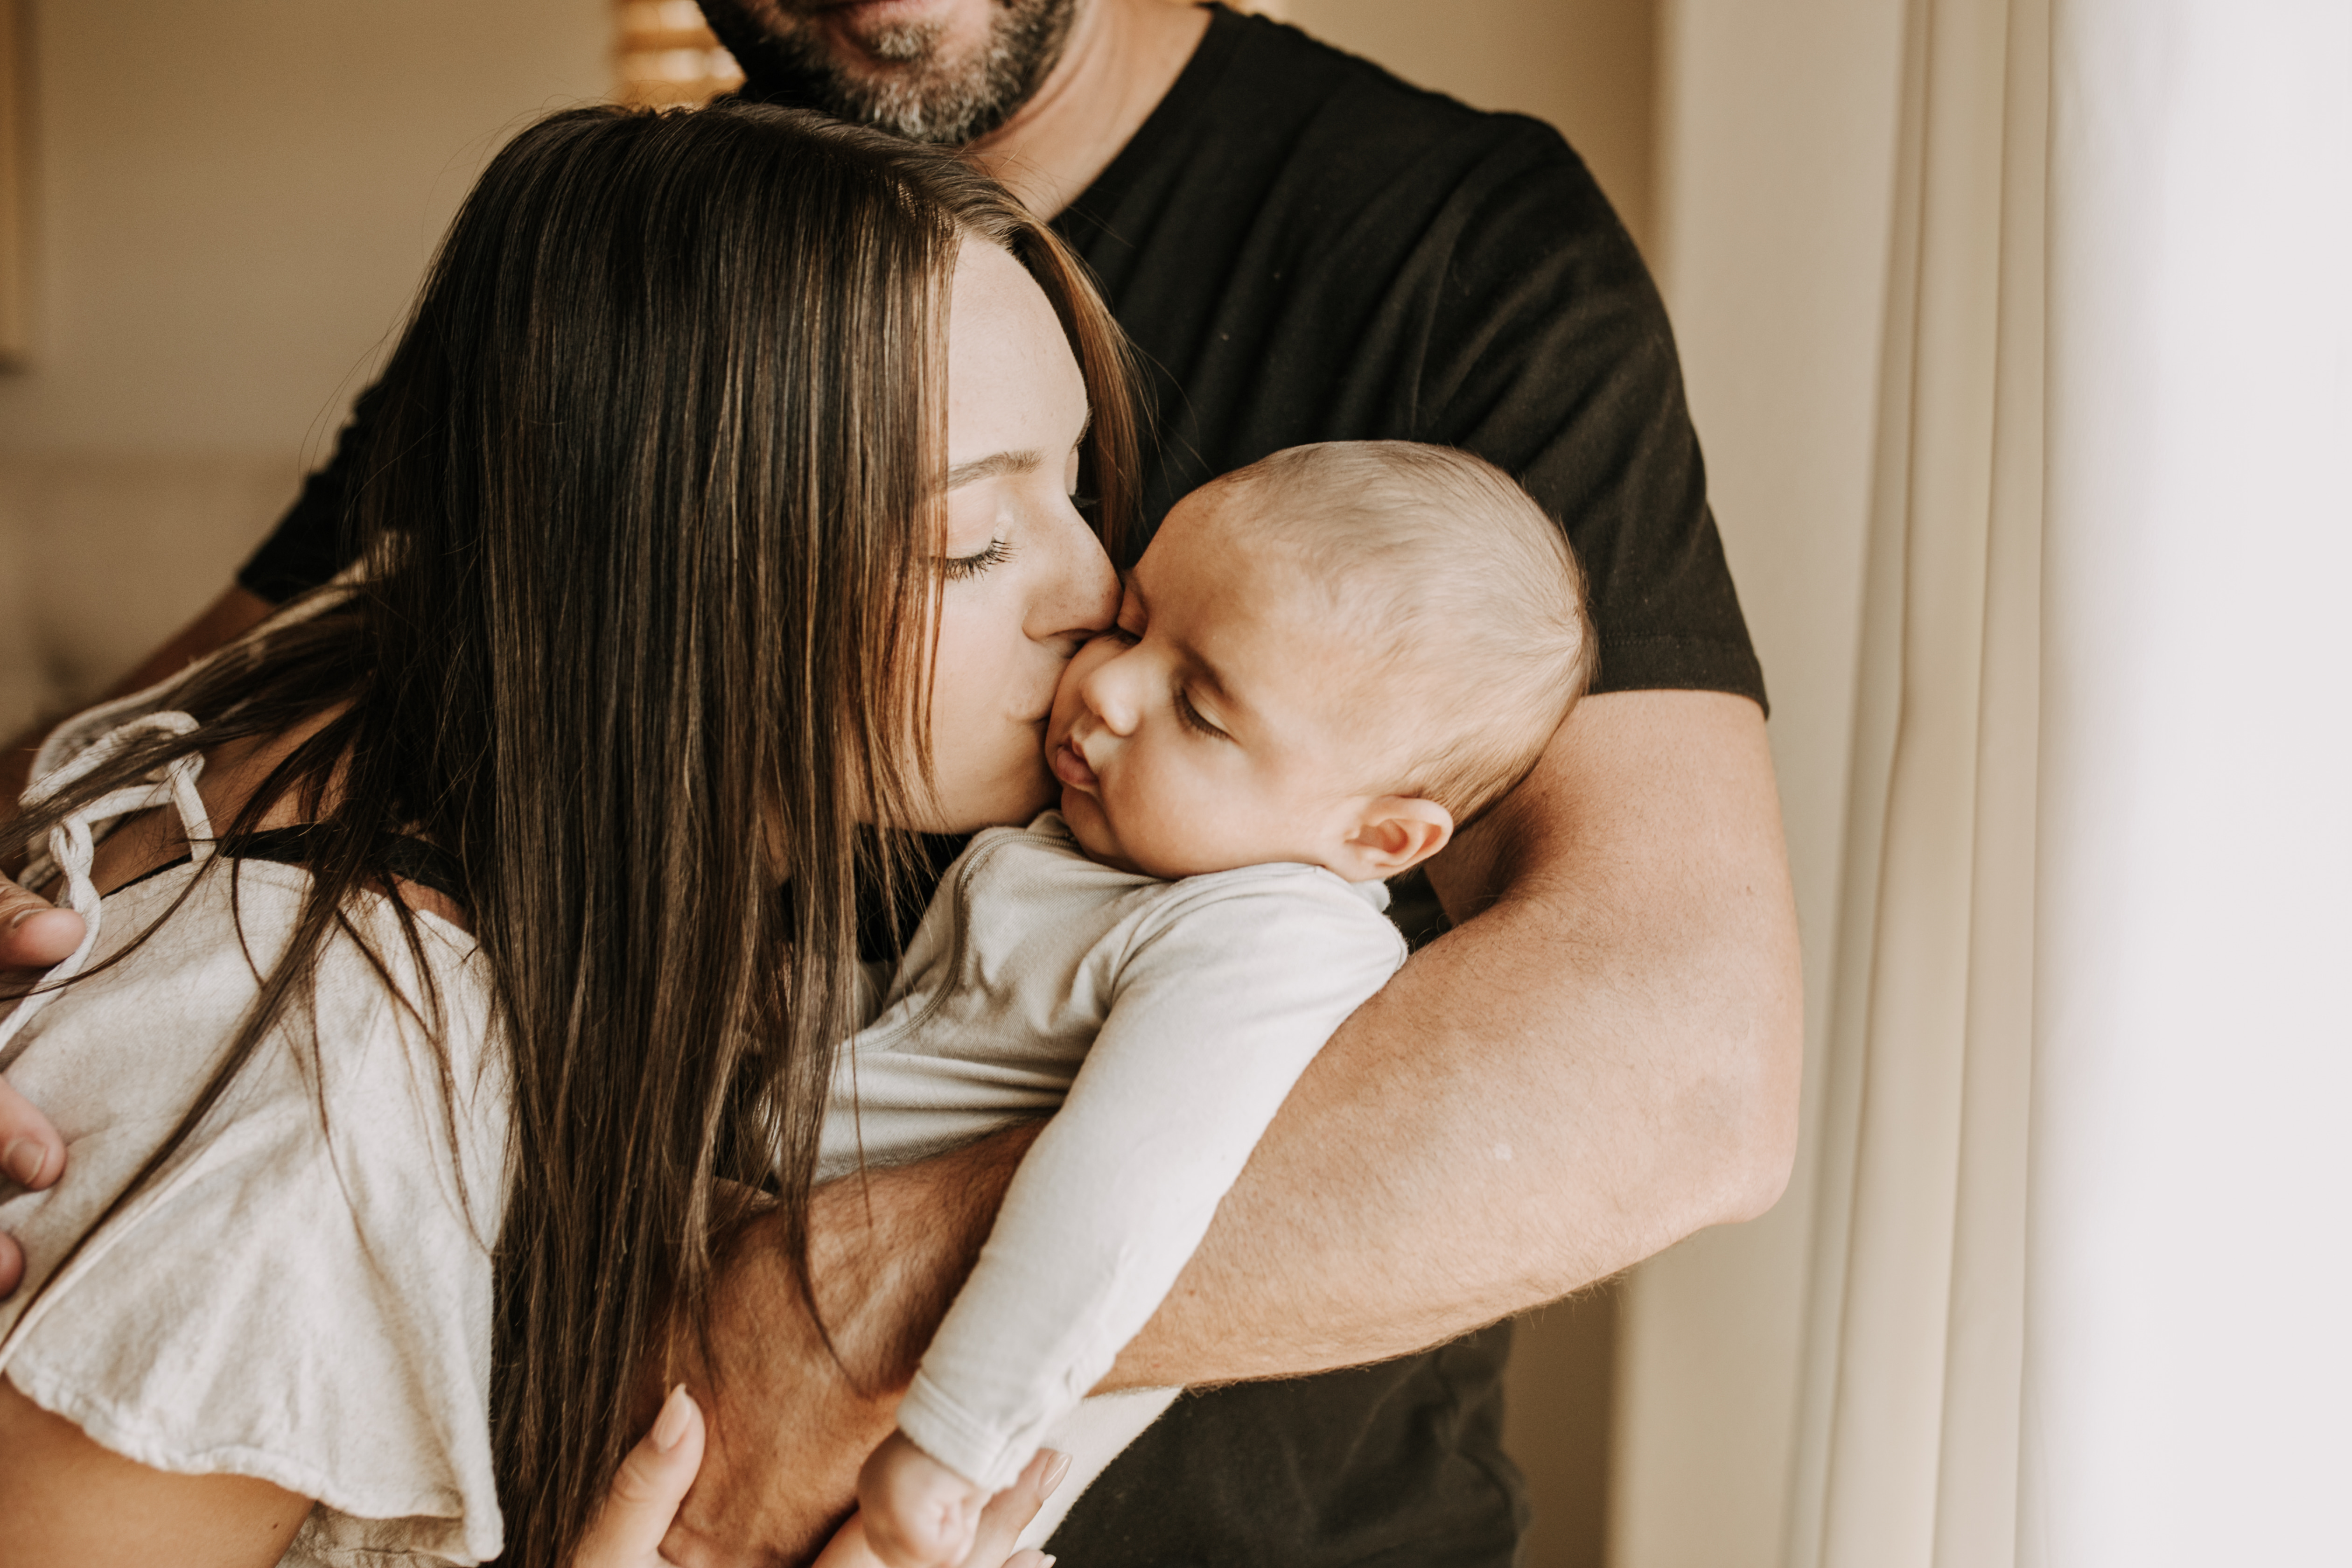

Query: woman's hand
left=573, top=1387, right=1064, bottom=1568
left=571, top=1385, right=709, bottom=1568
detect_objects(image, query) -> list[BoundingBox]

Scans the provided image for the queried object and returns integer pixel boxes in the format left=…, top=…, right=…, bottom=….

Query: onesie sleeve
left=892, top=869, right=1407, bottom=1490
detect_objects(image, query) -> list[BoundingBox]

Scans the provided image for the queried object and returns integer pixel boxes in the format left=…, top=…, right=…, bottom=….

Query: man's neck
left=966, top=0, right=1212, bottom=219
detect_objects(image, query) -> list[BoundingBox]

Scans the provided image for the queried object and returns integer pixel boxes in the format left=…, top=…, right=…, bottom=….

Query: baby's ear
left=1336, top=797, right=1455, bottom=880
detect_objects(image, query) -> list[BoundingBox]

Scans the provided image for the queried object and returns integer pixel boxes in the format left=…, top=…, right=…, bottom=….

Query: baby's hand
left=856, top=1428, right=995, bottom=1568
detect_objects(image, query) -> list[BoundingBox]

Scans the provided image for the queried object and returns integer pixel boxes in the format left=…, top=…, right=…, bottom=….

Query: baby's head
left=1045, top=441, right=1594, bottom=881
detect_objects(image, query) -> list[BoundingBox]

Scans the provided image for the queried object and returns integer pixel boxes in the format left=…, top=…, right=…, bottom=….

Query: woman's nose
left=1030, top=512, right=1121, bottom=652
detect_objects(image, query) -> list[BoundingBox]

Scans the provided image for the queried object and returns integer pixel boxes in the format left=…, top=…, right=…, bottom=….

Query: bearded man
left=0, top=5, right=1802, bottom=1564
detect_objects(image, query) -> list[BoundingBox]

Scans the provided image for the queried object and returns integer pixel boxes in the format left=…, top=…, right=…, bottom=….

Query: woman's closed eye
left=940, top=536, right=1013, bottom=581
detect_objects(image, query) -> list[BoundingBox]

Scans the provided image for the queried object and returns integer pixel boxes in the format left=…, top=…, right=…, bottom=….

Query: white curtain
left=1785, top=2, right=2352, bottom=1566
left=1784, top=0, right=2044, bottom=1559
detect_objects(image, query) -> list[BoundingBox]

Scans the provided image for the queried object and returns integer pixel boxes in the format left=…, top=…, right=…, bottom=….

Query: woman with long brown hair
left=0, top=100, right=1134, bottom=1567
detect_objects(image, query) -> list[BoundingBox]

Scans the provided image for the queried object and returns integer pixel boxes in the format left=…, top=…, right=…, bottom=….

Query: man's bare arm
left=0, top=583, right=274, bottom=819
left=1110, top=687, right=1802, bottom=1383
left=664, top=688, right=1803, bottom=1563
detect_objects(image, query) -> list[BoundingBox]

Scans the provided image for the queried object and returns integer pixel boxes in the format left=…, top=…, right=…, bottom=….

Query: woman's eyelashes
left=939, top=535, right=1013, bottom=581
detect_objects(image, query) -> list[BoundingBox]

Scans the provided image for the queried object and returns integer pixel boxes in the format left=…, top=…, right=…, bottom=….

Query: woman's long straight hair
left=0, top=103, right=1136, bottom=1566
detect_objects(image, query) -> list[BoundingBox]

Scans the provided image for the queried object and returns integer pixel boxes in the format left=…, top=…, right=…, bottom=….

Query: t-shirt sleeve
left=1415, top=125, right=1767, bottom=708
left=237, top=380, right=384, bottom=604
left=891, top=872, right=1407, bottom=1491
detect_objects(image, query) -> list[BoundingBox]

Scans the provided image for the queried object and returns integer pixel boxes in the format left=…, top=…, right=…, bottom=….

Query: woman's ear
left=1333, top=796, right=1455, bottom=880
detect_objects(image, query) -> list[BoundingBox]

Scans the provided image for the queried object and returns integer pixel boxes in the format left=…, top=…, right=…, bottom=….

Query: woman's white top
left=819, top=813, right=1407, bottom=1523
left=0, top=693, right=507, bottom=1567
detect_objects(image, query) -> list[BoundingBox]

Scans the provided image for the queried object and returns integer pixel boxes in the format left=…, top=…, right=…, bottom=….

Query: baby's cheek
left=1130, top=767, right=1220, bottom=869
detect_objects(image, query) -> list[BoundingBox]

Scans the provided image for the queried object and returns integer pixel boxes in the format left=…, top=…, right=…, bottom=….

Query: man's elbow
left=1698, top=972, right=1805, bottom=1227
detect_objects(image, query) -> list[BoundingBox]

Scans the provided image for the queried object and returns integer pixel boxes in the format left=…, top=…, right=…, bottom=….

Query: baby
left=823, top=440, right=1596, bottom=1566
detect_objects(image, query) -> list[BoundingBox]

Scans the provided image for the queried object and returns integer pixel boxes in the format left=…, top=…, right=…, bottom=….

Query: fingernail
left=7, top=909, right=33, bottom=932
left=651, top=1384, right=696, bottom=1452
left=4, top=1138, right=48, bottom=1186
left=1042, top=1449, right=1072, bottom=1497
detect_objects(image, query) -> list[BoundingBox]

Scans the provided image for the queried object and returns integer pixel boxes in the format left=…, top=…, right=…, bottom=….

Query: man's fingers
left=0, top=973, right=72, bottom=1302
left=572, top=1385, right=706, bottom=1567
left=0, top=874, right=83, bottom=970
left=0, top=1072, right=65, bottom=1193
left=956, top=1449, right=1068, bottom=1568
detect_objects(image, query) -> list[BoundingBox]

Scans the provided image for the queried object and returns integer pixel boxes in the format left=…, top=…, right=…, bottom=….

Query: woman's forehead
left=945, top=243, right=1088, bottom=465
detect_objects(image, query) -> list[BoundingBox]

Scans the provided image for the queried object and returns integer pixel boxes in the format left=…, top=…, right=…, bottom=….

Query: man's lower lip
left=812, top=0, right=941, bottom=15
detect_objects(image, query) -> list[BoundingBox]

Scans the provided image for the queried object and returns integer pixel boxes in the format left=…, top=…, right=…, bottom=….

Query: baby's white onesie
left=817, top=812, right=1407, bottom=1539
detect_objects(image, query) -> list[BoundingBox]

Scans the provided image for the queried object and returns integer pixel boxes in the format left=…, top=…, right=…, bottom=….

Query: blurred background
left=0, top=3, right=1904, bottom=1566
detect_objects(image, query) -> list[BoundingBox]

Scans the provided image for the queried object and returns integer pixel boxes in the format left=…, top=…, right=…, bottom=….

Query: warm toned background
left=0, top=5, right=1905, bottom=1566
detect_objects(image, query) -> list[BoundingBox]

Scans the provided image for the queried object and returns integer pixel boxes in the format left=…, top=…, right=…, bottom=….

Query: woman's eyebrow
left=944, top=450, right=1043, bottom=490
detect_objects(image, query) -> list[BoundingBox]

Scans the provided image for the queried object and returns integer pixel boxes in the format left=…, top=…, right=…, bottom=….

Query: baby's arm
left=889, top=874, right=1407, bottom=1493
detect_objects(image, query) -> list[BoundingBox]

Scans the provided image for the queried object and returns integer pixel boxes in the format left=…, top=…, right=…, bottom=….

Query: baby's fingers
left=570, top=1385, right=705, bottom=1567
left=956, top=1449, right=1071, bottom=1568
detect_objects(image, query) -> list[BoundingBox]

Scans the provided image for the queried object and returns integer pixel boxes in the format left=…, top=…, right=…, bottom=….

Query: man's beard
left=701, top=0, right=1081, bottom=146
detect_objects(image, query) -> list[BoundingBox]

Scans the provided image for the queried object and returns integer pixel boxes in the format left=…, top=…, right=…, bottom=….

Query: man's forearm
left=674, top=691, right=1802, bottom=1562
left=660, top=1126, right=1040, bottom=1565
left=1, top=584, right=275, bottom=816
left=761, top=693, right=1801, bottom=1396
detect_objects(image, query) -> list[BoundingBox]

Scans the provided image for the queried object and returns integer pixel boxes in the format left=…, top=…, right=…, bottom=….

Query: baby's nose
left=1081, top=655, right=1142, bottom=736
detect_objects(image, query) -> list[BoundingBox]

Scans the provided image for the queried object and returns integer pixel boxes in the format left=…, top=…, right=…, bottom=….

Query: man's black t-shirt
left=238, top=8, right=1762, bottom=1563
left=243, top=10, right=1761, bottom=710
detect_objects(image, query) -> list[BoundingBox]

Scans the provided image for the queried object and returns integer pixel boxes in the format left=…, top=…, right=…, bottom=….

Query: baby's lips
left=1050, top=741, right=1099, bottom=791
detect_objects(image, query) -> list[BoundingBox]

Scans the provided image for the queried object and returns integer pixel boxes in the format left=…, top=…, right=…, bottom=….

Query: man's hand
left=1, top=878, right=76, bottom=1300
left=0, top=887, right=84, bottom=972
left=0, top=582, right=275, bottom=1297
left=0, top=1072, right=68, bottom=1297
left=654, top=1127, right=1038, bottom=1568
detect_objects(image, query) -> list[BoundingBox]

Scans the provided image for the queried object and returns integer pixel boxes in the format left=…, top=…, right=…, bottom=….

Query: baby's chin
left=1057, top=784, right=1148, bottom=874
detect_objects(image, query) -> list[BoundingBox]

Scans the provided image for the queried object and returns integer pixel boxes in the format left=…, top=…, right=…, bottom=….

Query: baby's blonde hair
left=1211, top=441, right=1596, bottom=823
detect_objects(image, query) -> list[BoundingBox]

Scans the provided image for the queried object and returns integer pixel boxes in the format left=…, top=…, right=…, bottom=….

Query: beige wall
left=0, top=0, right=606, bottom=730
left=1610, top=2, right=1905, bottom=1565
